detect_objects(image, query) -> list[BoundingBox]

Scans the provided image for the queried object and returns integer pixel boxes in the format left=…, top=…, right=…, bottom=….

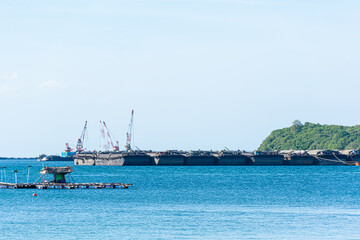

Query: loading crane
left=64, top=143, right=73, bottom=152
left=125, top=110, right=134, bottom=151
left=102, top=121, right=120, bottom=151
left=76, top=121, right=87, bottom=152
left=99, top=121, right=109, bottom=151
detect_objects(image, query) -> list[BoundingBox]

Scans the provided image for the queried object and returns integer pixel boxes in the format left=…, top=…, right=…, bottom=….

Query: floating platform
left=0, top=166, right=132, bottom=189
left=0, top=182, right=132, bottom=189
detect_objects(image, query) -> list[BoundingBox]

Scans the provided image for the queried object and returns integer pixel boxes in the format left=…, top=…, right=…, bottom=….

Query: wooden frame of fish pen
left=0, top=166, right=132, bottom=189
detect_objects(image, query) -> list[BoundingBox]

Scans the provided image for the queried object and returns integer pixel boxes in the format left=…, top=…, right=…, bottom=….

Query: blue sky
left=1, top=0, right=359, bottom=156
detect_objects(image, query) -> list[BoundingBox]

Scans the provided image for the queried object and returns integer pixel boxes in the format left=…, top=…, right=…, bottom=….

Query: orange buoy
left=355, top=162, right=360, bottom=166
left=33, top=193, right=37, bottom=197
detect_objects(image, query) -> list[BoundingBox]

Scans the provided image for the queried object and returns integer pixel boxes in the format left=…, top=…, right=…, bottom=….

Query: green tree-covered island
left=258, top=121, right=360, bottom=151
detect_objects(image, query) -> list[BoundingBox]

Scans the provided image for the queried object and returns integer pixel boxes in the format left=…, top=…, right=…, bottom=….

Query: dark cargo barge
left=121, top=151, right=154, bottom=166
left=311, top=150, right=348, bottom=165
left=75, top=151, right=154, bottom=166
left=248, top=151, right=284, bottom=165
left=215, top=150, right=248, bottom=165
left=282, top=150, right=315, bottom=165
left=185, top=151, right=217, bottom=165
left=153, top=151, right=186, bottom=165
left=73, top=149, right=360, bottom=166
left=38, top=154, right=74, bottom=162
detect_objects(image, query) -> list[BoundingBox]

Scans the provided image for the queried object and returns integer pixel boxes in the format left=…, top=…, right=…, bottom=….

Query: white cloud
left=38, top=80, right=68, bottom=91
left=0, top=72, right=20, bottom=98
left=0, top=72, right=18, bottom=81
left=0, top=75, right=69, bottom=98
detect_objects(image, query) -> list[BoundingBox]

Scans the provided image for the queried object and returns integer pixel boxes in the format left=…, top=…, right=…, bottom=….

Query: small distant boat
left=38, top=143, right=79, bottom=162
left=37, top=154, right=73, bottom=162
left=0, top=166, right=132, bottom=189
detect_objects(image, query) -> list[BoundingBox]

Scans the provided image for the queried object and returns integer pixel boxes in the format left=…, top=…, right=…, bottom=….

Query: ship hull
left=93, top=157, right=125, bottom=166
left=122, top=155, right=154, bottom=166
left=154, top=155, right=186, bottom=165
left=347, top=154, right=360, bottom=164
left=74, top=150, right=357, bottom=166
left=74, top=152, right=153, bottom=166
left=250, top=155, right=284, bottom=165
left=185, top=156, right=217, bottom=165
left=74, top=158, right=96, bottom=166
left=216, top=155, right=248, bottom=165
left=75, top=152, right=125, bottom=166
left=314, top=154, right=347, bottom=165
left=284, top=155, right=315, bottom=165
left=38, top=155, right=74, bottom=162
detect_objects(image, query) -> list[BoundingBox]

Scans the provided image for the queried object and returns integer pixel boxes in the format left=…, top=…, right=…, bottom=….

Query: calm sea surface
left=1, top=159, right=360, bottom=239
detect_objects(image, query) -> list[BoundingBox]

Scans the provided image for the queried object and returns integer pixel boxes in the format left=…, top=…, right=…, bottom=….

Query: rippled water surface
left=1, top=159, right=360, bottom=239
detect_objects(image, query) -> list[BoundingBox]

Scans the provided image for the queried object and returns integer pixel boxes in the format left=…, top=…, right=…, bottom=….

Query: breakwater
left=74, top=149, right=360, bottom=166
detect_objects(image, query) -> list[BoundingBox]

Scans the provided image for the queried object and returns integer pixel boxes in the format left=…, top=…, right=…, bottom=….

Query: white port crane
left=76, top=121, right=87, bottom=152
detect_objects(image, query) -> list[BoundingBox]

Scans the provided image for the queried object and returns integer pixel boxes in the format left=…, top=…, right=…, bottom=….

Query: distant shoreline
left=0, top=157, right=37, bottom=160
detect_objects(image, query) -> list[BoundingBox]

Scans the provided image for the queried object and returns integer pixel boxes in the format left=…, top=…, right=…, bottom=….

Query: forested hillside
left=258, top=121, right=360, bottom=151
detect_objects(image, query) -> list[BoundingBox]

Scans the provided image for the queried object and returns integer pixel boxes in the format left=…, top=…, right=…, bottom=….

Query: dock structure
left=185, top=150, right=217, bottom=165
left=151, top=151, right=186, bottom=165
left=0, top=166, right=132, bottom=189
left=74, top=149, right=360, bottom=166
left=248, top=151, right=285, bottom=165
left=214, top=150, right=248, bottom=165
left=0, top=182, right=131, bottom=189
left=39, top=166, right=74, bottom=183
left=282, top=150, right=315, bottom=165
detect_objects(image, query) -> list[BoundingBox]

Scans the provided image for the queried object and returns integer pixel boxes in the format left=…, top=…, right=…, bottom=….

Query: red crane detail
left=100, top=121, right=109, bottom=151
left=102, top=121, right=119, bottom=151
left=65, top=143, right=73, bottom=152
left=76, top=121, right=87, bottom=152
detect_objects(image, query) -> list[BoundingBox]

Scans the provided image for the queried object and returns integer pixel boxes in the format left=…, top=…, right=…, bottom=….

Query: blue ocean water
left=1, top=160, right=360, bottom=239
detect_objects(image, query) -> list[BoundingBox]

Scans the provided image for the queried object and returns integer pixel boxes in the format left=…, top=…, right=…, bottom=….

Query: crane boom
left=100, top=121, right=109, bottom=151
left=76, top=121, right=87, bottom=152
left=102, top=121, right=120, bottom=151
left=125, top=110, right=134, bottom=151
left=103, top=121, right=115, bottom=149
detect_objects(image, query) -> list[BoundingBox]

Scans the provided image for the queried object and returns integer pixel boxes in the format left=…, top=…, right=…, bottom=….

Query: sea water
left=0, top=159, right=360, bottom=239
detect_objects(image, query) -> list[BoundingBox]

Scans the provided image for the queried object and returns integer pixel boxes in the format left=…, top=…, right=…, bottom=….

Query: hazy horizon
left=1, top=0, right=360, bottom=157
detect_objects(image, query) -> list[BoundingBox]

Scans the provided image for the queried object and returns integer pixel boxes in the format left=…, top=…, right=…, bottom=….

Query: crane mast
left=125, top=110, right=134, bottom=151
left=76, top=121, right=87, bottom=152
